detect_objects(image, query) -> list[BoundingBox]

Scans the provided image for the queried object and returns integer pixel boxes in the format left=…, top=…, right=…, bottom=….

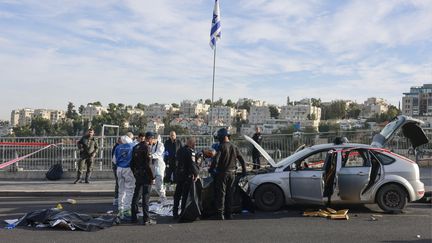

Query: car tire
left=254, top=184, right=284, bottom=211
left=376, top=184, right=407, bottom=213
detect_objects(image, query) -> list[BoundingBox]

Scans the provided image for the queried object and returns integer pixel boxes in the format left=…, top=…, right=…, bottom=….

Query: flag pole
left=210, top=45, right=216, bottom=138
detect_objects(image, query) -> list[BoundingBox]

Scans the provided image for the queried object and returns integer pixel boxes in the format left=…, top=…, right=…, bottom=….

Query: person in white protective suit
left=112, top=135, right=136, bottom=221
left=150, top=134, right=166, bottom=202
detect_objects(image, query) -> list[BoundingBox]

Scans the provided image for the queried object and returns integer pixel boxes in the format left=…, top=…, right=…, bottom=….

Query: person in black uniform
left=252, top=126, right=263, bottom=170
left=210, top=128, right=247, bottom=220
left=173, top=137, right=199, bottom=219
left=130, top=132, right=155, bottom=225
left=164, top=131, right=183, bottom=184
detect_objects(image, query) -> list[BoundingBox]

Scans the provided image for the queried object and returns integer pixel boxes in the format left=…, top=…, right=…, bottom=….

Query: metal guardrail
left=0, top=130, right=431, bottom=171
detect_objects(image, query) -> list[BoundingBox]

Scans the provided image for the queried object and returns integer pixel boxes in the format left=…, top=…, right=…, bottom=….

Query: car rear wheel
left=254, top=184, right=284, bottom=211
left=376, top=184, right=407, bottom=213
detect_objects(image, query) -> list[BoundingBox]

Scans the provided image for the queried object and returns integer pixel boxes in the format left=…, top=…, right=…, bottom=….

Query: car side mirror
left=290, top=163, right=297, bottom=171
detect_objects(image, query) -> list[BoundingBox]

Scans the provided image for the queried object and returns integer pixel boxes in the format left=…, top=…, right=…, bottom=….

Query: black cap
left=145, top=131, right=155, bottom=138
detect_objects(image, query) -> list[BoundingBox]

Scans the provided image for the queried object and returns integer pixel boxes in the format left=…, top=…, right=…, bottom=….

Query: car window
left=343, top=150, right=369, bottom=167
left=372, top=151, right=395, bottom=165
left=296, top=150, right=329, bottom=170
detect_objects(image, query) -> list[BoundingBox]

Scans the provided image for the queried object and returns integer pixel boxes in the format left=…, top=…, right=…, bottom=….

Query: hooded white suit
left=151, top=135, right=166, bottom=200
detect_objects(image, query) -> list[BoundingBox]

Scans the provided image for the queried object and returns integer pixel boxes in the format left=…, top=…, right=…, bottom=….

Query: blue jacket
left=114, top=143, right=135, bottom=168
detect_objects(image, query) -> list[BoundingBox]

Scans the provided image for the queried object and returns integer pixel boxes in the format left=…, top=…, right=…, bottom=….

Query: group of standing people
left=75, top=126, right=263, bottom=224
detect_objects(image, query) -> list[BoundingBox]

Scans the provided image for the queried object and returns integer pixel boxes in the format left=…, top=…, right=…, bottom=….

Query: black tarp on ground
left=15, top=208, right=118, bottom=231
left=179, top=179, right=203, bottom=222
left=201, top=175, right=254, bottom=218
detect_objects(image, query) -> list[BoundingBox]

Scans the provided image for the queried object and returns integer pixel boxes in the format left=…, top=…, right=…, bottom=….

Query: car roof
left=275, top=143, right=371, bottom=167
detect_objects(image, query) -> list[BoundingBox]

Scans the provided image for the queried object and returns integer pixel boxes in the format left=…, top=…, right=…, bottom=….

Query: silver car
left=244, top=115, right=428, bottom=213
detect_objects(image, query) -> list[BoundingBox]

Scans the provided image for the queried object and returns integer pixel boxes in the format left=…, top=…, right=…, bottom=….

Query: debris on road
left=303, top=208, right=349, bottom=220
left=66, top=199, right=77, bottom=204
left=4, top=208, right=118, bottom=231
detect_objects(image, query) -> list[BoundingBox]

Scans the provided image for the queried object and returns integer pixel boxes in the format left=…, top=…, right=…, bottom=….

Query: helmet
left=217, top=128, right=230, bottom=140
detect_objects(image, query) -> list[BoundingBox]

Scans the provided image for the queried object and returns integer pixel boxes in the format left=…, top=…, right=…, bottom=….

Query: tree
left=171, top=103, right=179, bottom=108
left=311, top=98, right=321, bottom=107
left=135, top=103, right=146, bottom=111
left=30, top=116, right=52, bottom=136
left=78, top=105, right=85, bottom=115
left=225, top=99, right=235, bottom=108
left=269, top=105, right=280, bottom=118
left=91, top=101, right=102, bottom=106
left=66, top=102, right=79, bottom=119
left=213, top=98, right=223, bottom=106
left=238, top=99, right=252, bottom=112
left=12, top=126, right=33, bottom=137
left=346, top=103, right=361, bottom=119
left=204, top=99, right=212, bottom=105
left=322, top=100, right=347, bottom=120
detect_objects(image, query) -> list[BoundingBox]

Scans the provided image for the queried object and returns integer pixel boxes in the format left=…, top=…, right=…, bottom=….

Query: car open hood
left=371, top=115, right=429, bottom=149
left=244, top=135, right=277, bottom=167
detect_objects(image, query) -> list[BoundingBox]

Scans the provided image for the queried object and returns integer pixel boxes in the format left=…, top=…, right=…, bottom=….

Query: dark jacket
left=130, top=142, right=154, bottom=184
left=77, top=135, right=99, bottom=159
left=176, top=145, right=199, bottom=182
left=211, top=142, right=246, bottom=173
left=164, top=139, right=183, bottom=163
left=252, top=132, right=263, bottom=157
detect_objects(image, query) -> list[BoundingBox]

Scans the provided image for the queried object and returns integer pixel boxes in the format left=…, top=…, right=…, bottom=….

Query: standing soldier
left=164, top=131, right=183, bottom=184
left=173, top=137, right=199, bottom=219
left=131, top=132, right=156, bottom=225
left=252, top=126, right=263, bottom=169
left=210, top=128, right=247, bottom=220
left=74, top=128, right=99, bottom=184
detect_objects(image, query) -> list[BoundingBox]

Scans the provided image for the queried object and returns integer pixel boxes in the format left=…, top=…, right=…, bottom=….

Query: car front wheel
left=254, top=184, right=284, bottom=211
left=376, top=184, right=407, bottom=213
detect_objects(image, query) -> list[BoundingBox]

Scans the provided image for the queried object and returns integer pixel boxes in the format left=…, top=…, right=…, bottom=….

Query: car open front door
left=290, top=150, right=329, bottom=204
left=371, top=115, right=429, bottom=149
left=338, top=149, right=372, bottom=201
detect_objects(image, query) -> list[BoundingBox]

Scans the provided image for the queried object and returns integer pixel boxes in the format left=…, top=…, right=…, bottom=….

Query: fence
left=0, top=130, right=431, bottom=172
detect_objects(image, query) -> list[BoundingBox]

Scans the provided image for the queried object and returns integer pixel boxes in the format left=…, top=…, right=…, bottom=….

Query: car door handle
left=357, top=172, right=367, bottom=176
left=310, top=175, right=320, bottom=179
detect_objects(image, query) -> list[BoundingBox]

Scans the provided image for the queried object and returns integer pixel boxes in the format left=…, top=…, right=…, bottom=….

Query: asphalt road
left=0, top=196, right=431, bottom=243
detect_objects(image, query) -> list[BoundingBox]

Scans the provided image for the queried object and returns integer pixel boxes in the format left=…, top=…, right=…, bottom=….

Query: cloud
left=0, top=0, right=430, bottom=120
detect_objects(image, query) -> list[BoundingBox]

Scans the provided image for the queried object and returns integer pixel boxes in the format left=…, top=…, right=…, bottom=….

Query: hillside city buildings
left=3, top=83, right=431, bottom=136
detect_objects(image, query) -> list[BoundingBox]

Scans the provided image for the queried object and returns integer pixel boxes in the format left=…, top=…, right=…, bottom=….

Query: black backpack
left=46, top=164, right=64, bottom=180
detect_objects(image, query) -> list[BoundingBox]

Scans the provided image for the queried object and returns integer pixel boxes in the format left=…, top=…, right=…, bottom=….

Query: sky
left=0, top=0, right=431, bottom=120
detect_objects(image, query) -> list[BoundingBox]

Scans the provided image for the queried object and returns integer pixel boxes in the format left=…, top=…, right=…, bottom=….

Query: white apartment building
left=11, top=108, right=66, bottom=126
left=179, top=100, right=210, bottom=118
left=402, top=84, right=432, bottom=116
left=236, top=109, right=248, bottom=121
left=50, top=110, right=66, bottom=124
left=146, top=119, right=165, bottom=134
left=145, top=103, right=172, bottom=120
left=360, top=97, right=389, bottom=118
left=248, top=104, right=270, bottom=124
left=208, top=106, right=236, bottom=126
left=82, top=104, right=107, bottom=120
left=279, top=98, right=321, bottom=121
left=10, top=110, right=20, bottom=127
left=169, top=118, right=213, bottom=135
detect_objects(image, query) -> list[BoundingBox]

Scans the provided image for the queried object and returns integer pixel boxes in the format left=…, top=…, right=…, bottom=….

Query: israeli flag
left=209, top=0, right=221, bottom=49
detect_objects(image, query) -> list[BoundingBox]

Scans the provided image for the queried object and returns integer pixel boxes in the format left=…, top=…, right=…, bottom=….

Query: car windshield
left=379, top=116, right=404, bottom=139
left=275, top=147, right=316, bottom=167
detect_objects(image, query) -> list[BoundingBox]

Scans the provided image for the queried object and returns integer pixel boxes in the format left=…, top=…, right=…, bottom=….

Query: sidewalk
left=0, top=179, right=176, bottom=197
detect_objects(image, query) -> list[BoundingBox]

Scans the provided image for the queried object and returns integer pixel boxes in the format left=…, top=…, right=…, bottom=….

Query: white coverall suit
left=151, top=135, right=166, bottom=200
